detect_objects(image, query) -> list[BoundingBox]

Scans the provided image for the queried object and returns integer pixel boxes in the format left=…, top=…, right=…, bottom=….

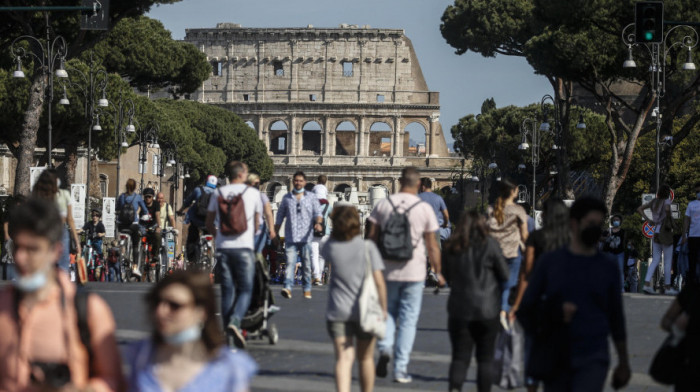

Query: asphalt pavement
left=87, top=282, right=677, bottom=392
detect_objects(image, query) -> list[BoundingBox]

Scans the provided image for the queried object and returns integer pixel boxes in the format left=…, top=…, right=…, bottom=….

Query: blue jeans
left=59, top=227, right=71, bottom=273
left=217, top=248, right=256, bottom=328
left=377, top=281, right=424, bottom=374
left=606, top=252, right=625, bottom=292
left=254, top=225, right=269, bottom=254
left=501, top=251, right=522, bottom=312
left=284, top=242, right=311, bottom=292
left=108, top=262, right=121, bottom=282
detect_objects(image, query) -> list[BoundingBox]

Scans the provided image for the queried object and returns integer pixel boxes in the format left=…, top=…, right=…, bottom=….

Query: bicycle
left=137, top=226, right=163, bottom=283
left=160, top=228, right=178, bottom=278
left=80, top=233, right=105, bottom=282
left=189, top=233, right=216, bottom=274
left=118, top=230, right=134, bottom=282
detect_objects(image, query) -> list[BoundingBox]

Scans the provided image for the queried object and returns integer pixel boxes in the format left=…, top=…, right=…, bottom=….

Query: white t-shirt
left=368, top=193, right=439, bottom=282
left=207, top=184, right=262, bottom=250
left=685, top=200, right=700, bottom=237
left=312, top=184, right=328, bottom=200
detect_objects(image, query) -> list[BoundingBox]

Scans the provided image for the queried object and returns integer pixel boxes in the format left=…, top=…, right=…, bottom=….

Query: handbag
left=358, top=241, right=386, bottom=339
left=649, top=331, right=686, bottom=385
left=654, top=209, right=675, bottom=246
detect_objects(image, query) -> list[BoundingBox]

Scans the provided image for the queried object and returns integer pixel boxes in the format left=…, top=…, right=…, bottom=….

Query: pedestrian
left=626, top=243, right=640, bottom=293
left=419, top=177, right=451, bottom=247
left=367, top=166, right=445, bottom=383
left=274, top=171, right=323, bottom=300
left=311, top=174, right=331, bottom=286
left=681, top=181, right=700, bottom=285
left=116, top=178, right=149, bottom=263
left=32, top=169, right=81, bottom=273
left=0, top=197, right=124, bottom=391
left=486, top=179, right=529, bottom=328
left=126, top=271, right=257, bottom=392
left=177, top=175, right=217, bottom=263
left=140, top=188, right=162, bottom=267
left=637, top=184, right=676, bottom=295
left=205, top=161, right=262, bottom=349
left=443, top=210, right=508, bottom=392
left=245, top=173, right=277, bottom=256
left=81, top=209, right=106, bottom=260
left=603, top=214, right=627, bottom=293
left=322, top=202, right=387, bottom=392
left=659, top=282, right=700, bottom=391
left=517, top=197, right=631, bottom=391
left=509, top=198, right=569, bottom=392
left=1, top=194, right=25, bottom=280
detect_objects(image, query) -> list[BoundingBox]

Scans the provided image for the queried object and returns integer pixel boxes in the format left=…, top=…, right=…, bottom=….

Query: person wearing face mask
left=681, top=181, right=700, bottom=285
left=0, top=198, right=124, bottom=391
left=603, top=214, right=627, bottom=293
left=517, top=197, right=630, bottom=391
left=126, top=271, right=257, bottom=392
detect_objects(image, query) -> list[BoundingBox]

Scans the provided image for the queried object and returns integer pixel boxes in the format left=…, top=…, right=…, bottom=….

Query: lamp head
left=471, top=175, right=480, bottom=182
left=13, top=57, right=25, bottom=78
left=488, top=162, right=498, bottom=170
left=576, top=114, right=586, bottom=129
left=121, top=141, right=129, bottom=148
left=682, top=48, right=696, bottom=71
left=623, top=46, right=637, bottom=68
left=98, top=92, right=108, bottom=107
left=59, top=88, right=70, bottom=105
left=539, top=121, right=550, bottom=132
left=518, top=163, right=527, bottom=171
left=518, top=142, right=530, bottom=150
left=55, top=58, right=68, bottom=78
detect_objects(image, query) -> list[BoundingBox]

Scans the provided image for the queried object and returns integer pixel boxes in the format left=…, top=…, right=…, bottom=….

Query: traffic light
left=635, top=1, right=663, bottom=43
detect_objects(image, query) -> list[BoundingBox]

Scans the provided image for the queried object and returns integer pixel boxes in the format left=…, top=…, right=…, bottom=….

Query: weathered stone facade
left=184, top=23, right=460, bottom=193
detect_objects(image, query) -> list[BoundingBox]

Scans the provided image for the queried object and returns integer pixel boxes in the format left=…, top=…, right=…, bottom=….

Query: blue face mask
left=14, top=268, right=49, bottom=293
left=163, top=325, right=201, bottom=345
left=293, top=188, right=304, bottom=194
left=612, top=220, right=621, bottom=227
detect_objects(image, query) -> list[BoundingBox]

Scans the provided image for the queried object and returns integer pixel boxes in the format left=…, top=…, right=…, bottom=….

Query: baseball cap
left=143, top=187, right=155, bottom=196
left=206, top=175, right=218, bottom=189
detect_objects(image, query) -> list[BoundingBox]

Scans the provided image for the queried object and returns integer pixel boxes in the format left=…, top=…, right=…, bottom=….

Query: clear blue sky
left=147, top=0, right=552, bottom=150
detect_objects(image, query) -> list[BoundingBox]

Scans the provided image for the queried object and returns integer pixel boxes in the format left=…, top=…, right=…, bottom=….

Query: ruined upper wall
left=183, top=24, right=439, bottom=106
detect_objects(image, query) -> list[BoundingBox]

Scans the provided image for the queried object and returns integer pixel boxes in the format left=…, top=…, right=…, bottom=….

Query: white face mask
left=14, top=268, right=49, bottom=292
left=163, top=325, right=201, bottom=345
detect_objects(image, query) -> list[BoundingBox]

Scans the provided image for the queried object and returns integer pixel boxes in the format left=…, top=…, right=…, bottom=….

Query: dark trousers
left=448, top=317, right=499, bottom=392
left=543, top=359, right=609, bottom=392
left=688, top=237, right=700, bottom=284
left=186, top=224, right=203, bottom=262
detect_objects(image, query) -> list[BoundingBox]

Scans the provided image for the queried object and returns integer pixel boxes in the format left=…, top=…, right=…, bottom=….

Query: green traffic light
left=645, top=31, right=654, bottom=41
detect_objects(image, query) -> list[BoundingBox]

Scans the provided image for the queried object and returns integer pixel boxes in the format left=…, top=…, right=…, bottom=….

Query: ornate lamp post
left=621, top=23, right=698, bottom=193
left=11, top=33, right=68, bottom=168
left=138, top=125, right=159, bottom=191
left=518, top=117, right=542, bottom=216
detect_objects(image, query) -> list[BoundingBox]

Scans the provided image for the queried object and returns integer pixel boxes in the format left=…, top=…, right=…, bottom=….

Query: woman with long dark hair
left=487, top=179, right=529, bottom=326
left=127, top=271, right=256, bottom=392
left=32, top=169, right=80, bottom=272
left=637, top=184, right=676, bottom=295
left=444, top=210, right=508, bottom=392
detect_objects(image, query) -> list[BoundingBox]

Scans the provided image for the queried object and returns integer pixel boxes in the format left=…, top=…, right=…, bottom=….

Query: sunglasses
left=156, top=298, right=192, bottom=312
left=296, top=203, right=301, bottom=214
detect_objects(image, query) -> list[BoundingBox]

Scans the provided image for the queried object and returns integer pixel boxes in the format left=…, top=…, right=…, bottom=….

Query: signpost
left=102, top=197, right=115, bottom=238
left=71, top=184, right=86, bottom=229
left=642, top=221, right=655, bottom=239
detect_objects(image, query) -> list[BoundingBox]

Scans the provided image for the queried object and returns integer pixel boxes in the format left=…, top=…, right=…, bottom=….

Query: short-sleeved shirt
left=140, top=201, right=161, bottom=228
left=82, top=221, right=106, bottom=239
left=419, top=191, right=450, bottom=240
left=312, top=184, right=328, bottom=200
left=685, top=200, right=700, bottom=238
left=322, top=236, right=384, bottom=322
left=56, top=189, right=72, bottom=219
left=487, top=204, right=528, bottom=259
left=208, top=184, right=262, bottom=250
left=368, top=193, right=439, bottom=282
left=158, top=203, right=174, bottom=229
left=127, top=339, right=257, bottom=392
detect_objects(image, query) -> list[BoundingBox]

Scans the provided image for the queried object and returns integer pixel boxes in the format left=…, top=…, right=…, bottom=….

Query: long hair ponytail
left=493, top=179, right=517, bottom=225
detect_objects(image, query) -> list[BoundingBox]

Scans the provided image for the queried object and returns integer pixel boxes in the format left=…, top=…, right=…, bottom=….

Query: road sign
left=642, top=221, right=655, bottom=239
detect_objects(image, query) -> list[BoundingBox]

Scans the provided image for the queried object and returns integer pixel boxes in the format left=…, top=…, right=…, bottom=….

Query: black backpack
left=196, top=186, right=213, bottom=219
left=378, top=198, right=422, bottom=261
left=118, top=194, right=136, bottom=223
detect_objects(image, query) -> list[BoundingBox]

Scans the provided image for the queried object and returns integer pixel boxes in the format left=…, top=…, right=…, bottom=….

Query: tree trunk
left=14, top=74, right=46, bottom=195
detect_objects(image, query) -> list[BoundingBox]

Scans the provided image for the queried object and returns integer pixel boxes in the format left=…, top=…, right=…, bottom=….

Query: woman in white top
left=637, top=184, right=676, bottom=295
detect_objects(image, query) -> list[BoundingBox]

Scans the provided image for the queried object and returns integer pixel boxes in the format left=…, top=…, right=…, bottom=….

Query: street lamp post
left=11, top=32, right=68, bottom=168
left=105, top=96, right=136, bottom=236
left=138, top=126, right=159, bottom=191
left=60, top=54, right=109, bottom=212
left=159, top=142, right=177, bottom=193
left=621, top=23, right=698, bottom=193
left=539, top=95, right=564, bottom=197
left=518, top=117, right=542, bottom=216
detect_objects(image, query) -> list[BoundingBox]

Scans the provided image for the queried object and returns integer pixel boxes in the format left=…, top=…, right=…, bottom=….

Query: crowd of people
left=0, top=163, right=698, bottom=392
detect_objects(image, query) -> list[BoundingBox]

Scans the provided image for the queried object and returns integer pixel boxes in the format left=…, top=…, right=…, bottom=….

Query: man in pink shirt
left=368, top=167, right=445, bottom=383
left=0, top=198, right=124, bottom=392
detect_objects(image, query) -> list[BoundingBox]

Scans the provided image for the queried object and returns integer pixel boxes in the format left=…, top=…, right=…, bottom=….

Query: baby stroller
left=240, top=255, right=279, bottom=345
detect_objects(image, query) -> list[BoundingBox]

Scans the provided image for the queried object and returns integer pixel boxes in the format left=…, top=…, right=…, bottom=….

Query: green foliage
left=91, top=17, right=210, bottom=97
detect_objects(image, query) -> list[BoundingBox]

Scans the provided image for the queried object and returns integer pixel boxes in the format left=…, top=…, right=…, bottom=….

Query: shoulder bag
left=649, top=328, right=686, bottom=385
left=358, top=241, right=386, bottom=339
left=654, top=211, right=675, bottom=246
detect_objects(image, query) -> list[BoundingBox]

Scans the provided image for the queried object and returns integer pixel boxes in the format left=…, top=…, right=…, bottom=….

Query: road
left=92, top=282, right=673, bottom=392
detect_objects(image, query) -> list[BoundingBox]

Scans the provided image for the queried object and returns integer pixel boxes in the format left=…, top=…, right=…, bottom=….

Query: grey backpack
left=378, top=198, right=422, bottom=261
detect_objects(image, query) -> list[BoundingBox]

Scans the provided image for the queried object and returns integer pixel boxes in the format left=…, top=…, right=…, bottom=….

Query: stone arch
left=265, top=181, right=283, bottom=199
left=369, top=121, right=393, bottom=157
left=301, top=120, right=322, bottom=155
left=335, top=120, right=356, bottom=156
left=269, top=120, right=288, bottom=154
left=405, top=121, right=427, bottom=156
left=334, top=183, right=352, bottom=193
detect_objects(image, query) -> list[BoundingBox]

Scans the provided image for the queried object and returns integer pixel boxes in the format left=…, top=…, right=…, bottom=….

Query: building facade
left=184, top=23, right=460, bottom=194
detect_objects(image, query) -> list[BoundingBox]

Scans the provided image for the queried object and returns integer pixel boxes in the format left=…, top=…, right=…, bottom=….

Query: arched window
left=335, top=121, right=356, bottom=156
left=334, top=183, right=352, bottom=193
left=244, top=121, right=255, bottom=130
left=405, top=122, right=427, bottom=156
left=369, top=122, right=392, bottom=157
left=302, top=121, right=322, bottom=155
left=269, top=121, right=288, bottom=154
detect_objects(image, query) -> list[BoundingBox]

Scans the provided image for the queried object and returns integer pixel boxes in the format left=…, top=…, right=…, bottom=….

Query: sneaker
left=643, top=286, right=656, bottom=295
left=268, top=305, right=281, bottom=314
left=281, top=288, right=292, bottom=299
left=376, top=352, right=391, bottom=378
left=313, top=278, right=323, bottom=286
left=394, top=371, right=413, bottom=384
left=665, top=288, right=679, bottom=296
left=304, top=291, right=312, bottom=299
left=499, top=311, right=510, bottom=331
left=227, top=324, right=246, bottom=349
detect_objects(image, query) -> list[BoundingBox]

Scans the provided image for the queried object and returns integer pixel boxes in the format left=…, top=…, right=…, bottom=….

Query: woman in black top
left=444, top=210, right=508, bottom=392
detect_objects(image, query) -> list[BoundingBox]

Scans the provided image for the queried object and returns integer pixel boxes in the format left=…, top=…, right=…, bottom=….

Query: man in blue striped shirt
left=275, top=171, right=323, bottom=299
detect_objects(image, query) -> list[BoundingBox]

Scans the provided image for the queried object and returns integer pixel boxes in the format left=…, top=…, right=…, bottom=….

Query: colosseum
left=184, top=23, right=460, bottom=194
